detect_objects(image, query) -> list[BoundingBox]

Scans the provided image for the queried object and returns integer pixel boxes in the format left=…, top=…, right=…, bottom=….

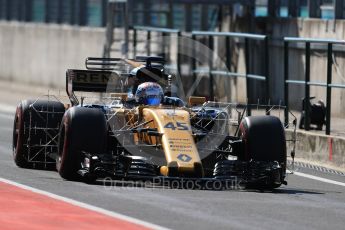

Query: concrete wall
left=286, top=130, right=345, bottom=169
left=0, top=21, right=105, bottom=89
left=0, top=20, right=344, bottom=116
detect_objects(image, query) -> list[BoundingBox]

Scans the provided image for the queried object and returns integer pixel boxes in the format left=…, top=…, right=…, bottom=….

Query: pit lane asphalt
left=1, top=108, right=345, bottom=230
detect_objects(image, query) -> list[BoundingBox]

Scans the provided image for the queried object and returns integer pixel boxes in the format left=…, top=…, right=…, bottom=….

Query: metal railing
left=191, top=31, right=270, bottom=116
left=132, top=26, right=182, bottom=76
left=284, top=37, right=345, bottom=135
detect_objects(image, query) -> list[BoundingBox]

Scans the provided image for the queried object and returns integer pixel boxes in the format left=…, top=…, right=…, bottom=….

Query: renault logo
left=177, top=154, right=192, bottom=162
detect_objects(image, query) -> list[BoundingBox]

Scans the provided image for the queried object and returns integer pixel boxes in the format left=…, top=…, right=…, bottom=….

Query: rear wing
left=66, top=69, right=117, bottom=92
left=66, top=69, right=122, bottom=105
left=66, top=56, right=166, bottom=105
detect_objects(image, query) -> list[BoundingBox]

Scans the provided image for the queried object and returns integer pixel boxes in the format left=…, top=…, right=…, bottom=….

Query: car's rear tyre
left=57, top=107, right=107, bottom=180
left=239, top=115, right=287, bottom=189
left=12, top=99, right=65, bottom=168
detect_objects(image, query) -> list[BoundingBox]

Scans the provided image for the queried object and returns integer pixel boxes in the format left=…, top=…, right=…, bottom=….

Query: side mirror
left=188, top=96, right=206, bottom=106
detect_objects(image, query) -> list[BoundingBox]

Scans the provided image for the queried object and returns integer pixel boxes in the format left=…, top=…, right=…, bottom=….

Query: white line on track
left=0, top=177, right=170, bottom=230
left=294, top=171, right=345, bottom=187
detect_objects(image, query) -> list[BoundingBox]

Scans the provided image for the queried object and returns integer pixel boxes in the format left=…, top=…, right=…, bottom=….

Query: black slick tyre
left=12, top=99, right=65, bottom=168
left=239, top=115, right=287, bottom=189
left=57, top=107, right=107, bottom=180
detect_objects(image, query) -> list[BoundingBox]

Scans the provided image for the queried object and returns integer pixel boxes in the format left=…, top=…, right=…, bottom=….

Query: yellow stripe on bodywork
left=142, top=108, right=202, bottom=176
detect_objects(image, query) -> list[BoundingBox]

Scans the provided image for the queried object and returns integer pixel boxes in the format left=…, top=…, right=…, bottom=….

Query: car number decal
left=164, top=121, right=189, bottom=131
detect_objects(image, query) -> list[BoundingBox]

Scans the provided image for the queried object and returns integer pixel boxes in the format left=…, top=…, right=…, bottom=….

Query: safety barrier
left=284, top=37, right=345, bottom=135
left=191, top=31, right=270, bottom=116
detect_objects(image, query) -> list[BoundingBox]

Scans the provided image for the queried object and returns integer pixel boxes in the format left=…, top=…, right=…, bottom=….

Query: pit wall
left=286, top=130, right=345, bottom=169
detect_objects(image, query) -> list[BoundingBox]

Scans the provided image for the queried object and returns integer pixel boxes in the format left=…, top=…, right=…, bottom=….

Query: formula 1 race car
left=12, top=56, right=296, bottom=189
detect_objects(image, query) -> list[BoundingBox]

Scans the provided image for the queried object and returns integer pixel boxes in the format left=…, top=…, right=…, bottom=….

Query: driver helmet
left=125, top=67, right=141, bottom=98
left=135, top=82, right=164, bottom=106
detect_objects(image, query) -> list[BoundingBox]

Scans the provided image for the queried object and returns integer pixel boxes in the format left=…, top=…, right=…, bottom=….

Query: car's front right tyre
left=57, top=107, right=107, bottom=180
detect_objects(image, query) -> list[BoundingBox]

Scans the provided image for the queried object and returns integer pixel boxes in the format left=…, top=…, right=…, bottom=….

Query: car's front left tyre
left=239, top=115, right=287, bottom=189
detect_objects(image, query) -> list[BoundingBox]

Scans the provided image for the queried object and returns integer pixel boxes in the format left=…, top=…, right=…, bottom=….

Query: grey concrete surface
left=0, top=22, right=106, bottom=88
